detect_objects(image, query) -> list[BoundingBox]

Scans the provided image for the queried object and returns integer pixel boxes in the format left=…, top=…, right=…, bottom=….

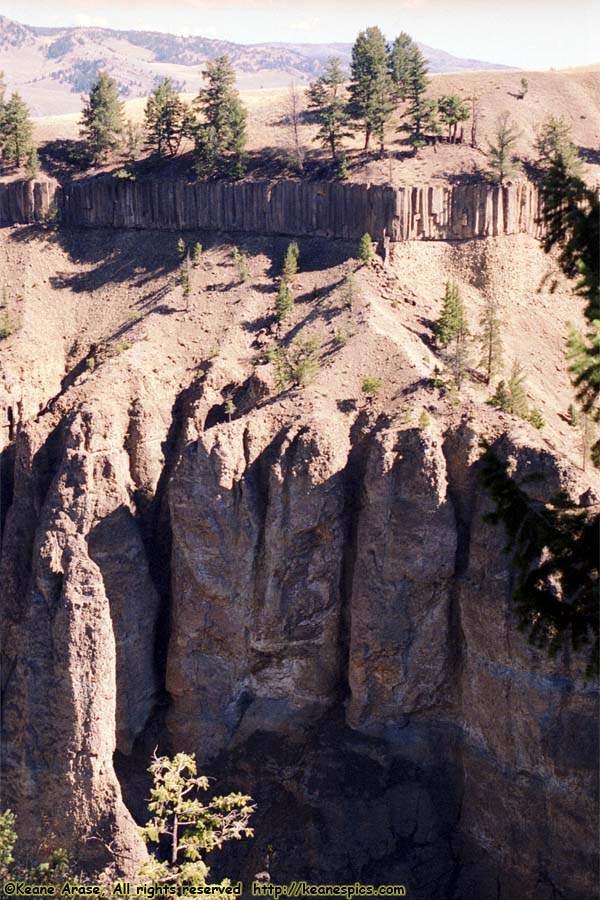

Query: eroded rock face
left=1, top=377, right=596, bottom=896
left=167, top=413, right=351, bottom=757
left=166, top=414, right=597, bottom=900
left=0, top=405, right=160, bottom=872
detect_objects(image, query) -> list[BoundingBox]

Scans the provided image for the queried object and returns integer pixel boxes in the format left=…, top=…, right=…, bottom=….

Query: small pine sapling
left=26, top=147, right=40, bottom=180
left=507, top=361, right=530, bottom=419
left=358, top=233, right=373, bottom=264
left=224, top=399, right=235, bottom=422
left=192, top=242, right=203, bottom=267
left=282, top=241, right=300, bottom=283
left=275, top=283, right=294, bottom=322
left=529, top=408, right=545, bottom=429
left=361, top=376, right=383, bottom=400
left=489, top=379, right=511, bottom=412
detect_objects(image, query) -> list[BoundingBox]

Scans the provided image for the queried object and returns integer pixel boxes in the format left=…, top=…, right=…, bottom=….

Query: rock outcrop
left=1, top=177, right=545, bottom=241
left=165, top=412, right=597, bottom=899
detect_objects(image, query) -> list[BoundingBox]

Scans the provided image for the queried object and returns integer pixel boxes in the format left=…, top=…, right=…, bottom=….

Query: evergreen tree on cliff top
left=392, top=36, right=431, bottom=149
left=145, top=78, right=193, bottom=158
left=388, top=32, right=413, bottom=101
left=307, top=57, right=354, bottom=162
left=348, top=26, right=394, bottom=153
left=486, top=111, right=521, bottom=184
left=194, top=55, right=247, bottom=178
left=80, top=71, right=125, bottom=163
left=0, top=92, right=33, bottom=167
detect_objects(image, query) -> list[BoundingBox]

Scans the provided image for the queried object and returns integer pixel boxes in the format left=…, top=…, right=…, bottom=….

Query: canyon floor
left=0, top=217, right=598, bottom=899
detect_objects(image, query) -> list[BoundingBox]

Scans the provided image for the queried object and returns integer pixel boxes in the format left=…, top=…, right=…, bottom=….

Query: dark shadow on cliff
left=8, top=226, right=180, bottom=294
left=208, top=707, right=463, bottom=895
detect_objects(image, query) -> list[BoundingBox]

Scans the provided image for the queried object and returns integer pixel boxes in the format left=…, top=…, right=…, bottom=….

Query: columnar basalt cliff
left=0, top=178, right=545, bottom=241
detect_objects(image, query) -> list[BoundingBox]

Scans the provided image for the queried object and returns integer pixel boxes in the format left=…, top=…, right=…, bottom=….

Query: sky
left=1, top=0, right=598, bottom=71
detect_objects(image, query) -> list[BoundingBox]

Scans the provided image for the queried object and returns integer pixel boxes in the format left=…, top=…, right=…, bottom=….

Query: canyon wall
left=0, top=203, right=596, bottom=900
left=0, top=177, right=545, bottom=241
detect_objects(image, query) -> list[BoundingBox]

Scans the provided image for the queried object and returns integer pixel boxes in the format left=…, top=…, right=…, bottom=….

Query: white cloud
left=73, top=13, right=108, bottom=27
left=290, top=16, right=321, bottom=32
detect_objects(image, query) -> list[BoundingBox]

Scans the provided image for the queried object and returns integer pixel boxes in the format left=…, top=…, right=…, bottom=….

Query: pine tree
left=275, top=282, right=294, bottom=321
left=358, top=233, right=373, bottom=263
left=436, top=282, right=469, bottom=389
left=307, top=58, right=354, bottom=162
left=535, top=115, right=583, bottom=180
left=139, top=752, right=254, bottom=885
left=25, top=146, right=40, bottom=180
left=437, top=94, right=470, bottom=143
left=486, top=111, right=521, bottom=184
left=489, top=379, right=511, bottom=411
left=194, top=56, right=247, bottom=178
left=0, top=92, right=33, bottom=166
left=348, top=26, right=394, bottom=153
left=192, top=242, right=203, bottom=267
left=224, top=398, right=235, bottom=422
left=465, top=93, right=480, bottom=149
left=342, top=263, right=359, bottom=308
left=478, top=294, right=504, bottom=384
left=80, top=71, right=125, bottom=163
left=180, top=260, right=191, bottom=306
left=177, top=237, right=186, bottom=261
left=361, top=376, right=383, bottom=399
left=388, top=32, right=414, bottom=101
left=444, top=315, right=470, bottom=391
left=529, top=408, right=545, bottom=429
left=144, top=79, right=191, bottom=157
left=282, top=241, right=300, bottom=282
left=435, top=281, right=461, bottom=347
left=539, top=162, right=599, bottom=427
left=478, top=442, right=598, bottom=677
left=507, top=361, right=530, bottom=418
left=396, top=41, right=431, bottom=149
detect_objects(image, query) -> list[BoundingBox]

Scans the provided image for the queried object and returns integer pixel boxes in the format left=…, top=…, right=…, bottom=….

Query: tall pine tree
left=388, top=32, right=414, bottom=101
left=194, top=56, right=247, bottom=178
left=478, top=294, right=504, bottom=384
left=435, top=281, right=462, bottom=346
left=348, top=26, right=394, bottom=153
left=394, top=38, right=431, bottom=149
left=535, top=115, right=583, bottom=179
left=507, top=361, right=530, bottom=418
left=0, top=93, right=33, bottom=167
left=486, top=111, right=521, bottom=184
left=307, top=58, right=353, bottom=162
left=80, top=71, right=125, bottom=163
left=436, top=281, right=470, bottom=389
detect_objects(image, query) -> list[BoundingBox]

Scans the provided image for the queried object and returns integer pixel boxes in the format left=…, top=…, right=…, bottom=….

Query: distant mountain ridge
left=0, top=15, right=514, bottom=116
